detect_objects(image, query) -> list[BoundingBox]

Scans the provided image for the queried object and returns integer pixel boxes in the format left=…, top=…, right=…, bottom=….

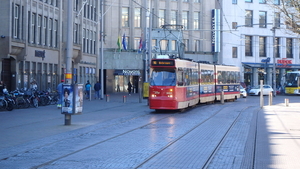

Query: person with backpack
left=94, top=81, right=101, bottom=99
left=85, top=80, right=91, bottom=99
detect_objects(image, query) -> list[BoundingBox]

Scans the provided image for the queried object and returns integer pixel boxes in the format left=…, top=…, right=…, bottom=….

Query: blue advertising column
left=61, top=84, right=83, bottom=124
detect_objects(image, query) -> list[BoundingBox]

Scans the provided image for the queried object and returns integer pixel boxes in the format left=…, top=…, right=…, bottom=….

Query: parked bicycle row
left=0, top=89, right=59, bottom=111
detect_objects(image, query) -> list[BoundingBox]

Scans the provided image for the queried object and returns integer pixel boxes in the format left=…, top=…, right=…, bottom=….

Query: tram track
left=1, top=101, right=254, bottom=169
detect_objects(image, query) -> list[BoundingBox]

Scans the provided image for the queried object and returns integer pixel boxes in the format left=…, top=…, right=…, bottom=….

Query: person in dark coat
left=127, top=81, right=132, bottom=95
left=94, top=81, right=101, bottom=99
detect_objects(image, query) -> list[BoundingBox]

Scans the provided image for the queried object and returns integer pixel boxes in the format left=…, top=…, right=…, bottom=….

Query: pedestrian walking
left=30, top=80, right=38, bottom=90
left=94, top=81, right=101, bottom=99
left=85, top=80, right=91, bottom=99
left=57, top=80, right=64, bottom=108
left=127, top=81, right=132, bottom=95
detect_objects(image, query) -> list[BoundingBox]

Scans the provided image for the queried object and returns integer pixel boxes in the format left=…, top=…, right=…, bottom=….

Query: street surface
left=0, top=93, right=300, bottom=169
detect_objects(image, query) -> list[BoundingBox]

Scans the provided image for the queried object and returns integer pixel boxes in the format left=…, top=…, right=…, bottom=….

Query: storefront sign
left=211, top=9, right=220, bottom=53
left=277, top=58, right=292, bottom=68
left=114, top=70, right=140, bottom=76
left=35, top=50, right=45, bottom=60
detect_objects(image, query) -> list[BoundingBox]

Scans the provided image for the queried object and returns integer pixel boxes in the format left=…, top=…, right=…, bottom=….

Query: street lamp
left=271, top=25, right=277, bottom=97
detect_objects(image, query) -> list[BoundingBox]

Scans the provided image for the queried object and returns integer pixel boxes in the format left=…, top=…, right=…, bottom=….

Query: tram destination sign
left=151, top=60, right=175, bottom=66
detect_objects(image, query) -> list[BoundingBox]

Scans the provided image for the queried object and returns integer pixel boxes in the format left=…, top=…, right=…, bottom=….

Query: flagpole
left=100, top=0, right=104, bottom=99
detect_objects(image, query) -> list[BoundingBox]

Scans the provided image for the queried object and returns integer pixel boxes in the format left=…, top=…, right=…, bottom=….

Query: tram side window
left=217, top=71, right=223, bottom=84
left=177, top=68, right=184, bottom=86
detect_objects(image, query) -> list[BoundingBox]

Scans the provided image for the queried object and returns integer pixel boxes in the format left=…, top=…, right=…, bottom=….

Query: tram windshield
left=286, top=73, right=299, bottom=87
left=150, top=69, right=176, bottom=86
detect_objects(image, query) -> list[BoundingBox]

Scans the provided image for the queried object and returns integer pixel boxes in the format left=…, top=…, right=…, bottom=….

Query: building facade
left=220, top=0, right=300, bottom=88
left=101, top=0, right=217, bottom=93
left=0, top=0, right=99, bottom=92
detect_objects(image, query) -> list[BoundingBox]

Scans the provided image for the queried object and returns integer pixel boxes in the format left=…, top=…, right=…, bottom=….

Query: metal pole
left=260, top=80, right=264, bottom=108
left=100, top=0, right=104, bottom=100
left=272, top=25, right=277, bottom=97
left=65, top=0, right=74, bottom=125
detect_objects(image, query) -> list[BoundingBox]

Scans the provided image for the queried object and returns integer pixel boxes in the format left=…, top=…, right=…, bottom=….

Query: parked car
left=249, top=85, right=273, bottom=96
left=240, top=85, right=247, bottom=98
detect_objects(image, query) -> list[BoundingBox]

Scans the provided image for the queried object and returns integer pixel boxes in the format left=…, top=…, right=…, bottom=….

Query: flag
left=122, top=33, right=127, bottom=50
left=117, top=36, right=121, bottom=52
left=138, top=37, right=143, bottom=53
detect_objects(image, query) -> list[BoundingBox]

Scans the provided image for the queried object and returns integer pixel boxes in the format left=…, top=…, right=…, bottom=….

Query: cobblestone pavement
left=0, top=93, right=299, bottom=168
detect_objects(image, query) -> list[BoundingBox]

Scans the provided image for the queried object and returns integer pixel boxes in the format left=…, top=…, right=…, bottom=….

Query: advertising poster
left=74, top=84, right=83, bottom=114
left=61, top=84, right=73, bottom=114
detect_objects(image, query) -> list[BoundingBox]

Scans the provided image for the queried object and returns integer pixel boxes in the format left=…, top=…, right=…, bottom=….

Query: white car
left=240, top=85, right=247, bottom=98
left=249, top=85, right=273, bottom=96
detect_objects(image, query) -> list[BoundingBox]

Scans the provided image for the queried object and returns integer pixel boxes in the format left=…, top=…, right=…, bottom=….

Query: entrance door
left=1, top=59, right=12, bottom=91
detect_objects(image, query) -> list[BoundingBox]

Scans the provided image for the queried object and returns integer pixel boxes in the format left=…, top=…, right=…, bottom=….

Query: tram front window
left=286, top=73, right=299, bottom=87
left=150, top=70, right=176, bottom=86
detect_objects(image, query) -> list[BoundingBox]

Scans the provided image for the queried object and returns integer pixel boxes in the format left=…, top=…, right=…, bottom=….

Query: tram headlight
left=151, top=94, right=157, bottom=98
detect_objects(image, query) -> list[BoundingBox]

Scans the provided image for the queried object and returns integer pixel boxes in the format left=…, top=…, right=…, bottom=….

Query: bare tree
left=268, top=0, right=300, bottom=34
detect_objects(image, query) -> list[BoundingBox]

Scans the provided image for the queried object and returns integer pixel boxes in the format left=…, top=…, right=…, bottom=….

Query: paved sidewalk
left=256, top=97, right=300, bottom=169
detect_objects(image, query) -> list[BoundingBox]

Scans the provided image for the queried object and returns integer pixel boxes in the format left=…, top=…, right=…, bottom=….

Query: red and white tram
left=149, top=58, right=199, bottom=110
left=149, top=58, right=240, bottom=111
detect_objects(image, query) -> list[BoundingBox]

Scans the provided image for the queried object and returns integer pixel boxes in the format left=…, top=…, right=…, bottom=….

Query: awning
left=242, top=62, right=300, bottom=69
left=114, top=69, right=141, bottom=76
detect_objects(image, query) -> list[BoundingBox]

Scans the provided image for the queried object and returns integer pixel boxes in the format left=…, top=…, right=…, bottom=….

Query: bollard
left=106, top=94, right=110, bottom=102
left=123, top=95, right=127, bottom=103
left=221, top=91, right=224, bottom=104
left=64, top=114, right=71, bottom=125
left=269, top=92, right=273, bottom=106
left=285, top=98, right=289, bottom=107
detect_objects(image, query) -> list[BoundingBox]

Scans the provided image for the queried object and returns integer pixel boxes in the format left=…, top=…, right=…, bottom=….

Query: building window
left=259, top=37, right=266, bottom=57
left=245, top=0, right=252, bottom=2
left=171, top=40, right=176, bottom=51
left=74, top=23, right=78, bottom=44
left=13, top=4, right=20, bottom=38
left=259, top=11, right=267, bottom=28
left=259, top=0, right=266, bottom=4
left=232, top=0, right=237, bottom=4
left=170, top=10, right=177, bottom=25
left=160, top=40, right=168, bottom=51
left=86, top=30, right=89, bottom=53
left=286, top=38, right=293, bottom=58
left=245, top=10, right=253, bottom=27
left=232, top=22, right=237, bottom=29
left=134, top=8, right=141, bottom=28
left=74, top=0, right=78, bottom=11
left=194, top=40, right=200, bottom=52
left=83, top=28, right=86, bottom=52
left=48, top=18, right=53, bottom=47
left=232, top=47, right=237, bottom=58
left=194, top=12, right=200, bottom=30
left=159, top=9, right=166, bottom=27
left=93, top=31, right=96, bottom=54
left=90, top=30, right=93, bottom=53
left=183, top=39, right=189, bottom=51
left=31, top=13, right=36, bottom=44
left=275, top=37, right=280, bottom=58
left=275, top=13, right=280, bottom=28
left=37, top=15, right=42, bottom=45
left=54, top=20, right=58, bottom=48
left=194, top=0, right=200, bottom=2
left=274, top=0, right=280, bottom=5
left=245, top=36, right=252, bottom=56
left=122, top=7, right=129, bottom=27
left=182, top=11, right=188, bottom=29
left=43, top=17, right=47, bottom=46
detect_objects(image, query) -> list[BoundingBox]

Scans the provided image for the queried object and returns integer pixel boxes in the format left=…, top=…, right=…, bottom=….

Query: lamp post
left=271, top=25, right=277, bottom=97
